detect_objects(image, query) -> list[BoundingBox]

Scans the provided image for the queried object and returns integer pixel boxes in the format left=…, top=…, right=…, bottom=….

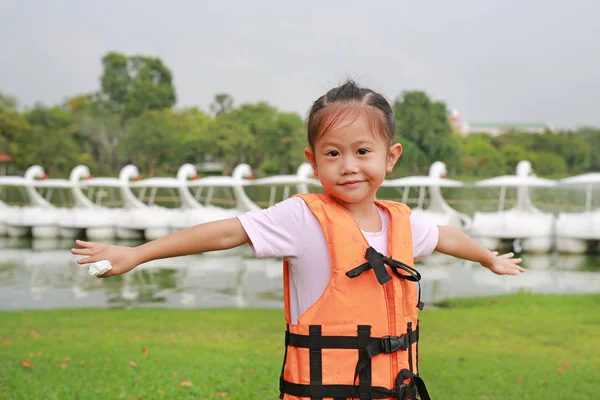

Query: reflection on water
left=0, top=238, right=599, bottom=311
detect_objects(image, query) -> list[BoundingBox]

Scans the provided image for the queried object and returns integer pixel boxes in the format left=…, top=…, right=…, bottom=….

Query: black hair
left=306, top=80, right=396, bottom=150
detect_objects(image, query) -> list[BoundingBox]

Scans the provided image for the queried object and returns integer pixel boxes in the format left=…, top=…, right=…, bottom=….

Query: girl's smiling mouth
left=340, top=180, right=364, bottom=187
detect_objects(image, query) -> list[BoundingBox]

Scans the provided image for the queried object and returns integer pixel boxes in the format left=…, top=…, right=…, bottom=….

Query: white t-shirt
left=237, top=197, right=439, bottom=323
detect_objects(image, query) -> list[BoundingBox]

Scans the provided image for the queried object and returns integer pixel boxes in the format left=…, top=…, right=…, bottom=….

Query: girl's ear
left=386, top=143, right=403, bottom=173
left=304, top=148, right=318, bottom=176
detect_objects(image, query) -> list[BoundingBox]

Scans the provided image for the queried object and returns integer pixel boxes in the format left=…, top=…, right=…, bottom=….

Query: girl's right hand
left=71, top=239, right=141, bottom=278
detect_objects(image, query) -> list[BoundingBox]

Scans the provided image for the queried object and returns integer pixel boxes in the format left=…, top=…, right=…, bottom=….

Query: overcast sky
left=1, top=0, right=598, bottom=129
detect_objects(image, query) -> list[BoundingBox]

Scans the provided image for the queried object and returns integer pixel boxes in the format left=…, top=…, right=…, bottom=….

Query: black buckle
left=381, top=335, right=408, bottom=353
left=392, top=383, right=412, bottom=399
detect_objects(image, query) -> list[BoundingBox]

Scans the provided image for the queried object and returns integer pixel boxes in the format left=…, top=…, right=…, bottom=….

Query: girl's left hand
left=71, top=239, right=140, bottom=278
left=483, top=251, right=525, bottom=275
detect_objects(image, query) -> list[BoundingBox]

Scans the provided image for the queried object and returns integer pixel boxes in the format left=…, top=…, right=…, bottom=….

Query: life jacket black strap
left=357, top=325, right=372, bottom=400
left=353, top=327, right=419, bottom=396
left=286, top=327, right=418, bottom=351
left=309, top=325, right=323, bottom=400
left=346, top=247, right=420, bottom=281
left=279, top=327, right=290, bottom=399
left=283, top=326, right=419, bottom=399
left=397, top=369, right=431, bottom=400
left=346, top=247, right=425, bottom=310
left=280, top=379, right=426, bottom=399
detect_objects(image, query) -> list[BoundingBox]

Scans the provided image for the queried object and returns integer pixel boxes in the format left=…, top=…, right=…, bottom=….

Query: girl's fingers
left=71, top=248, right=92, bottom=256
left=98, top=268, right=117, bottom=278
left=77, top=256, right=99, bottom=265
left=75, top=239, right=91, bottom=247
left=508, top=265, right=525, bottom=274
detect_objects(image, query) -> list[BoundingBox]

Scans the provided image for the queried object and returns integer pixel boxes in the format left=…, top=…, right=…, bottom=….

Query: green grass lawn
left=0, top=293, right=598, bottom=399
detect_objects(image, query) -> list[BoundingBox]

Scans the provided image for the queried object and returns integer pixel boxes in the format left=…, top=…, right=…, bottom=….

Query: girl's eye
left=357, top=148, right=369, bottom=155
left=326, top=150, right=340, bottom=157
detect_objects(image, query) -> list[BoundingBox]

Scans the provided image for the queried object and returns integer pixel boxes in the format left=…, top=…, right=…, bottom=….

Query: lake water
left=1, top=238, right=599, bottom=311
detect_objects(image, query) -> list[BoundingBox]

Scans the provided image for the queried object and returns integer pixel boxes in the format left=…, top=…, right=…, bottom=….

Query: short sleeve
left=237, top=197, right=308, bottom=259
left=410, top=213, right=439, bottom=259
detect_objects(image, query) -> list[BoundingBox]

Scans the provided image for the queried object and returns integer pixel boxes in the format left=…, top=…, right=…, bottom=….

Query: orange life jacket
left=278, top=193, right=430, bottom=400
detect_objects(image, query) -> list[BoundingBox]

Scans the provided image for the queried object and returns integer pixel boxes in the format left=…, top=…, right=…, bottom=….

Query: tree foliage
left=460, top=134, right=506, bottom=176
left=200, top=117, right=255, bottom=173
left=0, top=94, right=28, bottom=146
left=1, top=55, right=599, bottom=180
left=579, top=127, right=600, bottom=171
left=531, top=152, right=568, bottom=175
left=0, top=93, right=18, bottom=112
left=10, top=105, right=82, bottom=176
left=394, top=91, right=460, bottom=173
left=101, top=52, right=176, bottom=121
left=124, top=109, right=185, bottom=176
left=209, top=93, right=234, bottom=117
left=260, top=112, right=306, bottom=174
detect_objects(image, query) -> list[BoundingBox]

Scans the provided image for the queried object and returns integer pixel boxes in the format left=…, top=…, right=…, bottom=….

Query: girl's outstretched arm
left=71, top=218, right=250, bottom=278
left=435, top=226, right=525, bottom=275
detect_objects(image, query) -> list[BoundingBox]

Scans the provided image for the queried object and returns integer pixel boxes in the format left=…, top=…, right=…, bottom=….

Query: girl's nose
left=340, top=156, right=359, bottom=175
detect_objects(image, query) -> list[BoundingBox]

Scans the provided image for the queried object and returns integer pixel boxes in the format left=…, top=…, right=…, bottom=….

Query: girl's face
left=304, top=111, right=402, bottom=210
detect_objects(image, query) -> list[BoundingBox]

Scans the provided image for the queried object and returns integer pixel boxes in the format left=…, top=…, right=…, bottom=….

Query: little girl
left=73, top=80, right=523, bottom=400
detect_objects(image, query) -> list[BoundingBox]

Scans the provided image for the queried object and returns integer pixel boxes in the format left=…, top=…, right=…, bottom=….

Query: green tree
left=64, top=92, right=128, bottom=174
left=0, top=93, right=18, bottom=112
left=394, top=91, right=459, bottom=172
left=460, top=134, right=505, bottom=176
left=0, top=94, right=28, bottom=144
left=100, top=52, right=176, bottom=121
left=578, top=127, right=600, bottom=171
left=74, top=112, right=126, bottom=175
left=495, top=131, right=590, bottom=173
left=171, top=107, right=213, bottom=167
left=10, top=105, right=82, bottom=176
left=227, top=102, right=279, bottom=168
left=200, top=117, right=255, bottom=173
left=209, top=93, right=234, bottom=117
left=259, top=112, right=306, bottom=174
left=551, top=132, right=590, bottom=172
left=531, top=152, right=568, bottom=175
left=393, top=137, right=427, bottom=176
left=0, top=92, right=27, bottom=170
left=64, top=93, right=95, bottom=113
left=499, top=144, right=531, bottom=174
left=0, top=100, right=28, bottom=157
left=124, top=109, right=181, bottom=176
left=492, top=131, right=537, bottom=150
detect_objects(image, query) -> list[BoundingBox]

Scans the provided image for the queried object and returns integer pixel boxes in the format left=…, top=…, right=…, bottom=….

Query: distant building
left=449, top=109, right=554, bottom=136
left=461, top=122, right=554, bottom=136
